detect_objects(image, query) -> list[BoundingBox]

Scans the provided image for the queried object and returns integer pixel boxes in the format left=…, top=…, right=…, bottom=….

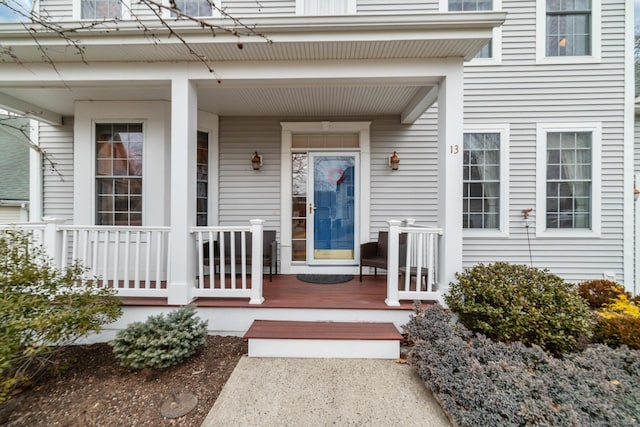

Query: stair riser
left=248, top=338, right=399, bottom=359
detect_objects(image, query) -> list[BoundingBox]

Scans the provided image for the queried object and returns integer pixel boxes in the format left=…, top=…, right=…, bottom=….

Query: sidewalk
left=201, top=357, right=452, bottom=427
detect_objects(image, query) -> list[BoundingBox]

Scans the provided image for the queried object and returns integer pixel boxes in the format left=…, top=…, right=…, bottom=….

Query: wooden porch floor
left=120, top=274, right=423, bottom=310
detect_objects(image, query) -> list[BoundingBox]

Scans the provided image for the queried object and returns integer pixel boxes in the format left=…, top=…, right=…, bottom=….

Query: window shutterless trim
left=536, top=0, right=601, bottom=64
left=462, top=123, right=510, bottom=238
left=535, top=122, right=602, bottom=238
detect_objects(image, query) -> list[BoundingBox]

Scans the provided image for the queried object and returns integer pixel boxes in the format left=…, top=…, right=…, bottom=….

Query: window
left=536, top=123, right=601, bottom=236
left=448, top=0, right=492, bottom=11
left=96, top=123, right=143, bottom=226
left=463, top=132, right=500, bottom=229
left=297, top=0, right=355, bottom=15
left=546, top=0, right=591, bottom=57
left=537, top=0, right=600, bottom=63
left=446, top=0, right=498, bottom=61
left=196, top=131, right=209, bottom=226
left=545, top=132, right=592, bottom=229
left=171, top=0, right=212, bottom=17
left=81, top=0, right=122, bottom=19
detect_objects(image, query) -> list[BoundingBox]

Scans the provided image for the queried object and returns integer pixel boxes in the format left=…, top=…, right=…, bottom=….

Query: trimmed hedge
left=577, top=279, right=628, bottom=309
left=406, top=304, right=640, bottom=427
left=444, top=262, right=592, bottom=355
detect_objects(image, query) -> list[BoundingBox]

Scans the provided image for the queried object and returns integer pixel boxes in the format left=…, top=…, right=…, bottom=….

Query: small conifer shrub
left=111, top=306, right=208, bottom=369
left=445, top=262, right=592, bottom=355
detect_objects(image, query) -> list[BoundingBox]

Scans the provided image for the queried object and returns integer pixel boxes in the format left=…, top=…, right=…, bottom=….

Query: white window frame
left=536, top=122, right=602, bottom=238
left=439, top=0, right=502, bottom=65
left=162, top=0, right=221, bottom=19
left=74, top=0, right=131, bottom=20
left=536, top=0, right=601, bottom=64
left=296, top=0, right=356, bottom=15
left=463, top=124, right=510, bottom=238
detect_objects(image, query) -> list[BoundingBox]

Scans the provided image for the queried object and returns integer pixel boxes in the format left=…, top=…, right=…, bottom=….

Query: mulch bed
left=1, top=335, right=248, bottom=427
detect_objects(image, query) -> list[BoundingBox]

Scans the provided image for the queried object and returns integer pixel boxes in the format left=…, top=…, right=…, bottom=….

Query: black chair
left=359, top=231, right=407, bottom=282
left=203, top=230, right=277, bottom=281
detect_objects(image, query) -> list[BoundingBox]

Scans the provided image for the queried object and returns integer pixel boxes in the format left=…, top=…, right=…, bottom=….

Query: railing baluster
left=197, top=231, right=204, bottom=290
left=240, top=231, right=247, bottom=290
left=113, top=230, right=120, bottom=289
left=123, top=231, right=130, bottom=289
left=134, top=231, right=141, bottom=289
left=208, top=231, right=215, bottom=290
left=155, top=230, right=162, bottom=290
left=144, top=231, right=151, bottom=289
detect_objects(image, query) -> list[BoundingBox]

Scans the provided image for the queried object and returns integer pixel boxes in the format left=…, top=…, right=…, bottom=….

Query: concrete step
left=244, top=320, right=402, bottom=359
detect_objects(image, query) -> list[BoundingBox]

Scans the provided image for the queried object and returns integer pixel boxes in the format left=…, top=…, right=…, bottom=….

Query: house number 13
left=450, top=145, right=460, bottom=154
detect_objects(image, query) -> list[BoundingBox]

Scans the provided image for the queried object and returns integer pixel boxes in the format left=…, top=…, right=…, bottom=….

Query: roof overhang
left=0, top=12, right=505, bottom=123
left=0, top=12, right=505, bottom=63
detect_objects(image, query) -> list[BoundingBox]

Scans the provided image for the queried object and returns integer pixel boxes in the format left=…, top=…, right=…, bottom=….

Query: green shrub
left=111, top=305, right=208, bottom=369
left=444, top=262, right=592, bottom=355
left=592, top=294, right=640, bottom=350
left=406, top=304, right=640, bottom=427
left=577, top=279, right=628, bottom=309
left=0, top=229, right=121, bottom=402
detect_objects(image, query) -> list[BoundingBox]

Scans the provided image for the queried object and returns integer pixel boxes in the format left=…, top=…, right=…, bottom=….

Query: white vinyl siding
left=37, top=0, right=73, bottom=19
left=357, top=0, right=438, bottom=14
left=221, top=0, right=295, bottom=15
left=0, top=207, right=25, bottom=224
left=40, top=118, right=74, bottom=221
left=462, top=0, right=624, bottom=282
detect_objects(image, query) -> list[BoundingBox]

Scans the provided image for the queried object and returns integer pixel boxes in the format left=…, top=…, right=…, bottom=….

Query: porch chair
left=203, top=230, right=278, bottom=281
left=359, top=231, right=407, bottom=282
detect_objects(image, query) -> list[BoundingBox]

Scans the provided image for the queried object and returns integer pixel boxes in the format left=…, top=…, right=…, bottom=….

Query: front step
left=244, top=320, right=402, bottom=359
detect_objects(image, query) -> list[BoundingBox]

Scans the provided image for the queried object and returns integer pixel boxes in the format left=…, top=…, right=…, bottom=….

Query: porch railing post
left=42, top=217, right=64, bottom=270
left=386, top=219, right=401, bottom=306
left=249, top=219, right=265, bottom=304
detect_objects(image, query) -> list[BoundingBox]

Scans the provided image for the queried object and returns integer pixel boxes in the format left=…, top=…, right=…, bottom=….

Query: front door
left=308, top=153, right=359, bottom=265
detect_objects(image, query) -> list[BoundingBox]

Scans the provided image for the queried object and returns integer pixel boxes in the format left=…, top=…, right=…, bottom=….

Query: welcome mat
left=296, top=274, right=354, bottom=284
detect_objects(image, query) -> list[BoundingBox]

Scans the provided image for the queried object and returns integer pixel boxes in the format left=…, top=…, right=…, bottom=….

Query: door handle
left=309, top=203, right=315, bottom=214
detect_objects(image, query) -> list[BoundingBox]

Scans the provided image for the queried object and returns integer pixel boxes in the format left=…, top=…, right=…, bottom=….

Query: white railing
left=58, top=225, right=171, bottom=297
left=191, top=219, right=264, bottom=304
left=386, top=219, right=443, bottom=306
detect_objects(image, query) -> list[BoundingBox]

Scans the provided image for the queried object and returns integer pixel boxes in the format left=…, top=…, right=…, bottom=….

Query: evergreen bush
left=111, top=305, right=208, bottom=369
left=444, top=262, right=592, bottom=355
left=0, top=229, right=121, bottom=402
left=406, top=304, right=640, bottom=427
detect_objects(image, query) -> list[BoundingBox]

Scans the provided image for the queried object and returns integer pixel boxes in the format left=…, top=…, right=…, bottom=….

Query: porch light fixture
left=389, top=151, right=400, bottom=171
left=251, top=151, right=263, bottom=170
left=635, top=186, right=639, bottom=202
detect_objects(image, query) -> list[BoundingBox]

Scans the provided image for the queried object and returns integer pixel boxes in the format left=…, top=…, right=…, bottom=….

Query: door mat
left=296, top=274, right=354, bottom=284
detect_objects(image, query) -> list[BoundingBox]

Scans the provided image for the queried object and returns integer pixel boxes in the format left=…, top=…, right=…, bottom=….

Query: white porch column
left=437, top=67, right=464, bottom=305
left=168, top=77, right=197, bottom=305
left=385, top=219, right=402, bottom=306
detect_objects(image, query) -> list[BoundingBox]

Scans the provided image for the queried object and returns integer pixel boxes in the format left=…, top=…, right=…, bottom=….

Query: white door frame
left=280, top=121, right=371, bottom=274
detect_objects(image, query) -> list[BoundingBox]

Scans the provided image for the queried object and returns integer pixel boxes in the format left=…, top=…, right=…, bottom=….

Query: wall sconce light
left=634, top=186, right=639, bottom=202
left=251, top=151, right=262, bottom=170
left=389, top=151, right=400, bottom=171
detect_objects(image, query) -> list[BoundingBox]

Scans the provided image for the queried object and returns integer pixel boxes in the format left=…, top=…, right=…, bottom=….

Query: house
left=0, top=0, right=635, bottom=356
left=0, top=114, right=29, bottom=223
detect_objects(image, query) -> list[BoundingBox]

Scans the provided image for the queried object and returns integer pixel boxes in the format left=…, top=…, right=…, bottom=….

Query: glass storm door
left=308, top=153, right=358, bottom=265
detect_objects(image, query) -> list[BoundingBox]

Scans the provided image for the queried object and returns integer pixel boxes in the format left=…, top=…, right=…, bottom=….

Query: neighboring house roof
left=0, top=115, right=29, bottom=203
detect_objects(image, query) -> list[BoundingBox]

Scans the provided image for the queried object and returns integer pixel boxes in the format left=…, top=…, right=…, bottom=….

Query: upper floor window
left=537, top=0, right=600, bottom=63
left=448, top=0, right=492, bottom=11
left=171, top=0, right=212, bottom=17
left=96, top=123, right=143, bottom=226
left=546, top=0, right=591, bottom=57
left=81, top=0, right=122, bottom=19
left=296, top=0, right=355, bottom=15
left=447, top=0, right=497, bottom=61
left=536, top=123, right=601, bottom=237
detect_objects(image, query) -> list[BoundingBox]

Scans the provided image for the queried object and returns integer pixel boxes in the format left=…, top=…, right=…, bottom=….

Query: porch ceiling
left=0, top=83, right=430, bottom=118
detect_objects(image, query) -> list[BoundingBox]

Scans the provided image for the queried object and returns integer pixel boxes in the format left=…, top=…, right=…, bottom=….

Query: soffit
left=0, top=84, right=426, bottom=117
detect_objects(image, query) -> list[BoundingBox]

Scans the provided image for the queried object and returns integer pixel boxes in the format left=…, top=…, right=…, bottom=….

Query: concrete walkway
left=201, top=357, right=452, bottom=427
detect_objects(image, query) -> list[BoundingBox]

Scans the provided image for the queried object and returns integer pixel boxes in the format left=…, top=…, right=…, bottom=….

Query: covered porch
left=0, top=12, right=505, bottom=308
